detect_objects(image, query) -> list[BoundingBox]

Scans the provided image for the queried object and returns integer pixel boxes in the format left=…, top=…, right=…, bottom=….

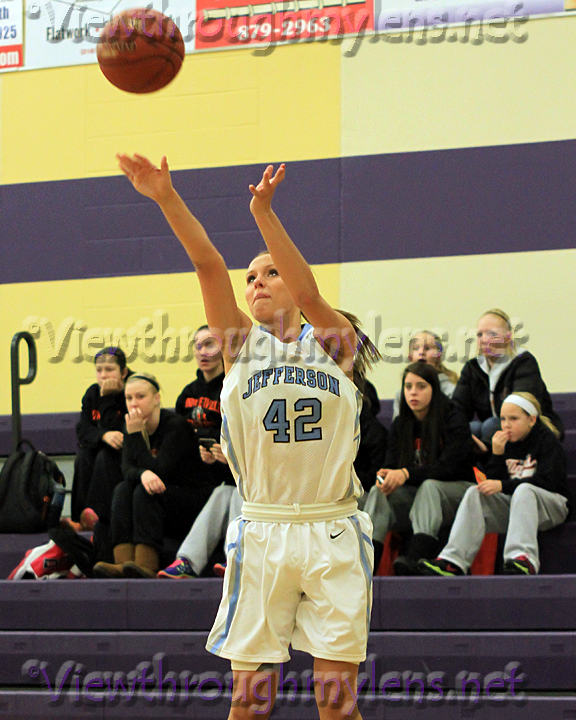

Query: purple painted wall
left=2, top=139, right=575, bottom=284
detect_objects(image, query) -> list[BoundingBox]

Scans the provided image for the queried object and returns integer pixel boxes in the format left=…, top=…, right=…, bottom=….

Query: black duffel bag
left=0, top=440, right=65, bottom=533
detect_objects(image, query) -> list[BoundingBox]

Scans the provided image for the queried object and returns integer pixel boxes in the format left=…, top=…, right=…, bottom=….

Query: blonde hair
left=509, top=391, right=560, bottom=439
left=479, top=308, right=515, bottom=358
left=125, top=373, right=161, bottom=449
left=408, top=330, right=459, bottom=385
left=125, top=372, right=161, bottom=392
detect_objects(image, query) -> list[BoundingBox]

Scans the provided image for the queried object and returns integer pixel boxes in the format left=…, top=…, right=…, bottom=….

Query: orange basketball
left=97, top=8, right=184, bottom=93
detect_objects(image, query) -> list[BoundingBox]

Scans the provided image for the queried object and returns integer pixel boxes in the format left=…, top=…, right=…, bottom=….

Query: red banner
left=0, top=44, right=23, bottom=69
left=194, top=0, right=373, bottom=50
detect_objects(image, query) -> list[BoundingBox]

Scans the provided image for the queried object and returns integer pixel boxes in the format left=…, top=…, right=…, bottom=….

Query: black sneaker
left=393, top=556, right=419, bottom=576
left=418, top=558, right=464, bottom=577
left=503, top=555, right=536, bottom=575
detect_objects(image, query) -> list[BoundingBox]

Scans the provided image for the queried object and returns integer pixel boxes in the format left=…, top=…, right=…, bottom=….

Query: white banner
left=0, top=0, right=572, bottom=71
left=0, top=0, right=24, bottom=71
left=374, top=0, right=564, bottom=30
left=24, top=0, right=196, bottom=70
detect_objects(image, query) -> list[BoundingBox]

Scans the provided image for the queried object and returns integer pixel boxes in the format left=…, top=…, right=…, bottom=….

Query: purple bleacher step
left=1, top=576, right=576, bottom=632
left=2, top=630, right=576, bottom=691
left=1, top=691, right=576, bottom=719
left=371, top=575, right=576, bottom=631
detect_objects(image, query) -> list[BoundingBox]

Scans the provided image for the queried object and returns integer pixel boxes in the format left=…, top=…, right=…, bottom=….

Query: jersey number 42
left=263, top=398, right=322, bottom=443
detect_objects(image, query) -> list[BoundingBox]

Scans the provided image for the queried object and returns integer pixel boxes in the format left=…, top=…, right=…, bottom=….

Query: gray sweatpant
left=440, top=482, right=568, bottom=573
left=363, top=479, right=474, bottom=544
left=178, top=484, right=243, bottom=575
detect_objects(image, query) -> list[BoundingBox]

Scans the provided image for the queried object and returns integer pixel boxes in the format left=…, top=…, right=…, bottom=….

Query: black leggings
left=71, top=446, right=123, bottom=522
left=110, top=480, right=210, bottom=552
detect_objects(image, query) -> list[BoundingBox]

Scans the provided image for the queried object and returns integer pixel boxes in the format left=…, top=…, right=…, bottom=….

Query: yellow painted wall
left=341, top=14, right=576, bottom=156
left=0, top=41, right=341, bottom=184
left=0, top=264, right=341, bottom=414
left=341, top=249, right=576, bottom=398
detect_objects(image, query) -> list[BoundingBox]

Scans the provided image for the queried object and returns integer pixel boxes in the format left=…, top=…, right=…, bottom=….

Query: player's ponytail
left=335, top=309, right=382, bottom=379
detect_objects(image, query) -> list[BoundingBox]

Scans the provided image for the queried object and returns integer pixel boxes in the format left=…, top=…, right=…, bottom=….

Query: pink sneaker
left=157, top=557, right=197, bottom=579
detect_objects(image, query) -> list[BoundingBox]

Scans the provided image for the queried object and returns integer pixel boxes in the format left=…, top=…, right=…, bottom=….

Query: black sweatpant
left=71, top=447, right=98, bottom=521
left=110, top=480, right=211, bottom=552
left=85, top=446, right=124, bottom=523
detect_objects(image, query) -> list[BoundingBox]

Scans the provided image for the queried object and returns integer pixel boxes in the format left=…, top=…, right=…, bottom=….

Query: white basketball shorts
left=206, top=511, right=373, bottom=665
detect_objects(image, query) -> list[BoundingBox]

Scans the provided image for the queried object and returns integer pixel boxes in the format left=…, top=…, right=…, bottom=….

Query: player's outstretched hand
left=249, top=164, right=285, bottom=217
left=117, top=153, right=174, bottom=205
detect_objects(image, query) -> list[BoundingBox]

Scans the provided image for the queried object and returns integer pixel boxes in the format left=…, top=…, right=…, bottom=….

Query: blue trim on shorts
left=361, top=531, right=373, bottom=546
left=212, top=519, right=247, bottom=652
left=350, top=515, right=373, bottom=636
left=221, top=412, right=244, bottom=498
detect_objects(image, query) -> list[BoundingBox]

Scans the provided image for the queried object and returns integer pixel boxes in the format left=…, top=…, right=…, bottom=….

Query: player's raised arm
left=117, top=153, right=251, bottom=366
left=249, top=164, right=357, bottom=374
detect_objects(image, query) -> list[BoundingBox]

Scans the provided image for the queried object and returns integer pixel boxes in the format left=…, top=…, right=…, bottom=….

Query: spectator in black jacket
left=355, top=375, right=388, bottom=501
left=452, top=308, right=564, bottom=447
left=70, top=347, right=132, bottom=526
left=92, top=373, right=213, bottom=578
left=158, top=365, right=387, bottom=580
left=364, top=362, right=475, bottom=575
left=175, top=325, right=233, bottom=487
left=421, top=392, right=571, bottom=576
left=392, top=331, right=459, bottom=420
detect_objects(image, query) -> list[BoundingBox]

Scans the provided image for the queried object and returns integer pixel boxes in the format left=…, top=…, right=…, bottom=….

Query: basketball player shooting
left=117, top=152, right=374, bottom=720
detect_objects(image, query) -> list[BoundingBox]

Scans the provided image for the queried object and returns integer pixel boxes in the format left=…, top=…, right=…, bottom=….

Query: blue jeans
left=470, top=417, right=501, bottom=443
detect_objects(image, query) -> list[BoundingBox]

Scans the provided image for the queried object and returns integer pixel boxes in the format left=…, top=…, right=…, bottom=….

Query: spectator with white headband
left=420, top=392, right=573, bottom=576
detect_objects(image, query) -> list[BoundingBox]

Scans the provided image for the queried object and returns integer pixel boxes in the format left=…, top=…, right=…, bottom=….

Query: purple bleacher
left=2, top=395, right=576, bottom=718
left=288, top=631, right=576, bottom=690
left=373, top=576, right=576, bottom=630
left=0, top=413, right=78, bottom=456
left=0, top=580, right=129, bottom=630
left=3, top=629, right=574, bottom=690
left=125, top=579, right=225, bottom=631
left=0, top=576, right=575, bottom=633
left=0, top=693, right=104, bottom=718
left=1, top=691, right=576, bottom=718
left=0, top=631, right=226, bottom=685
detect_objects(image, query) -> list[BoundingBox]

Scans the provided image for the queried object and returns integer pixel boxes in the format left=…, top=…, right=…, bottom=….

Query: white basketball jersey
left=220, top=324, right=363, bottom=505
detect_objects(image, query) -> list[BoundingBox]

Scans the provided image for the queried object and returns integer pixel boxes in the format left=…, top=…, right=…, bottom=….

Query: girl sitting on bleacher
left=364, top=361, right=475, bottom=575
left=69, top=347, right=132, bottom=530
left=392, top=330, right=459, bottom=419
left=420, top=392, right=572, bottom=576
left=92, top=373, right=214, bottom=578
left=452, top=308, right=564, bottom=449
